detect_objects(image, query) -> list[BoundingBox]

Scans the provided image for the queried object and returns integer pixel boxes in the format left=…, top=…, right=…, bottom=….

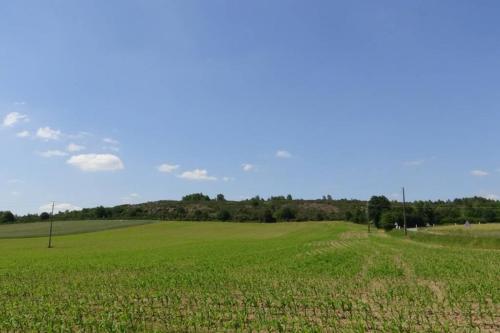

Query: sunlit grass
left=0, top=221, right=498, bottom=331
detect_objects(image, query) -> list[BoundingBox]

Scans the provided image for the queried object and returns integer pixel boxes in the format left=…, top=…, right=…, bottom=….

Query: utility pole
left=402, top=187, right=407, bottom=236
left=48, top=201, right=55, bottom=248
left=366, top=201, right=370, bottom=233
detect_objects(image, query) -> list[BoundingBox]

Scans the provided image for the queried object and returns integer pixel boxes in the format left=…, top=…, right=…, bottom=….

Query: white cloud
left=471, top=170, right=489, bottom=177
left=276, top=150, right=292, bottom=159
left=36, top=127, right=61, bottom=140
left=67, top=143, right=85, bottom=152
left=158, top=163, right=180, bottom=173
left=103, top=137, right=119, bottom=145
left=222, top=176, right=235, bottom=182
left=484, top=194, right=499, bottom=200
left=178, top=169, right=217, bottom=181
left=16, top=130, right=30, bottom=138
left=39, top=150, right=68, bottom=158
left=39, top=202, right=82, bottom=213
left=67, top=154, right=124, bottom=172
left=242, top=163, right=256, bottom=172
left=13, top=101, right=26, bottom=106
left=404, top=159, right=425, bottom=166
left=3, top=112, right=29, bottom=127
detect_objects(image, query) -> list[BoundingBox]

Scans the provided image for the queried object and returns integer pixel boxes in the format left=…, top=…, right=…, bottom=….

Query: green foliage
left=368, top=196, right=391, bottom=227
left=380, top=210, right=401, bottom=230
left=0, top=221, right=497, bottom=331
left=0, top=211, right=15, bottom=223
left=182, top=193, right=211, bottom=202
left=216, top=209, right=231, bottom=221
left=94, top=206, right=112, bottom=219
left=260, top=208, right=276, bottom=223
left=10, top=195, right=500, bottom=226
left=274, top=205, right=296, bottom=221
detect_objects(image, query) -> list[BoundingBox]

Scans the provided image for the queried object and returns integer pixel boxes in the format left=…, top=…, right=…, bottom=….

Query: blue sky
left=1, top=1, right=500, bottom=214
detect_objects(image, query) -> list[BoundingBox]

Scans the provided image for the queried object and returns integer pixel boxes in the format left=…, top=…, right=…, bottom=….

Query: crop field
left=0, top=221, right=498, bottom=332
left=0, top=219, right=154, bottom=239
left=395, top=223, right=500, bottom=250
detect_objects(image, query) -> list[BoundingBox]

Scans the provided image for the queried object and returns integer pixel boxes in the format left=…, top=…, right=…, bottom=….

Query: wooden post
left=366, top=201, right=370, bottom=233
left=48, top=202, right=55, bottom=248
left=402, top=188, right=407, bottom=236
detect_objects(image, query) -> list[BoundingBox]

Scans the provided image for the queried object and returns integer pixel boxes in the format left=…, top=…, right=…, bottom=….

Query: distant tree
left=174, top=206, right=187, bottom=219
left=415, top=201, right=436, bottom=225
left=216, top=209, right=231, bottom=221
left=0, top=211, right=15, bottom=223
left=368, top=196, right=391, bottom=228
left=95, top=206, right=111, bottom=219
left=286, top=194, right=293, bottom=201
left=275, top=206, right=296, bottom=221
left=260, top=209, right=276, bottom=223
left=352, top=208, right=367, bottom=224
left=216, top=194, right=226, bottom=202
left=40, top=212, right=50, bottom=220
left=192, top=209, right=209, bottom=220
left=380, top=211, right=401, bottom=230
left=182, top=193, right=211, bottom=202
left=326, top=194, right=333, bottom=201
left=322, top=195, right=327, bottom=201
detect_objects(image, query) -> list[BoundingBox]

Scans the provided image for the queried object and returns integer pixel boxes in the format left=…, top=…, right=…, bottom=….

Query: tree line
left=3, top=194, right=499, bottom=226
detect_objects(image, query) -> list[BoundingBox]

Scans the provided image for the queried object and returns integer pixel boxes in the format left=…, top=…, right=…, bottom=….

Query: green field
left=0, top=219, right=154, bottom=239
left=392, top=223, right=500, bottom=250
left=0, top=221, right=498, bottom=332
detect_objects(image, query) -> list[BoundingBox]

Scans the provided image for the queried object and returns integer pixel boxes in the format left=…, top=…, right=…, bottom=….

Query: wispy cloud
left=102, top=146, right=120, bottom=152
left=36, top=127, right=61, bottom=140
left=39, top=202, right=81, bottom=213
left=178, top=169, right=217, bottom=181
left=471, top=169, right=489, bottom=177
left=39, top=150, right=69, bottom=158
left=67, top=143, right=85, bottom=152
left=242, top=163, right=256, bottom=172
left=2, top=112, right=29, bottom=127
left=16, top=130, right=30, bottom=138
left=103, top=137, right=119, bottom=145
left=121, top=193, right=140, bottom=203
left=67, top=154, right=124, bottom=172
left=276, top=150, right=292, bottom=159
left=158, top=163, right=180, bottom=173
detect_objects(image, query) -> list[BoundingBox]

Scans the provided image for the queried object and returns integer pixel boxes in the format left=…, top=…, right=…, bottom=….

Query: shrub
left=275, top=206, right=296, bottom=221
left=0, top=211, right=15, bottom=223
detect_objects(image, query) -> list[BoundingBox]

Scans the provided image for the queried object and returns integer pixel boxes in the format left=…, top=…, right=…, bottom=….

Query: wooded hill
left=10, top=194, right=500, bottom=228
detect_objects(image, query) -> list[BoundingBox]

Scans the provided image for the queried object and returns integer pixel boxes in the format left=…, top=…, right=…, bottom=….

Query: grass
left=0, top=221, right=498, bottom=332
left=0, top=219, right=154, bottom=239
left=390, top=223, right=500, bottom=250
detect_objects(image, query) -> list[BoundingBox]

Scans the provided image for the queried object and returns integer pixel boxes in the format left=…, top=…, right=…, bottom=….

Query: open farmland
left=0, top=219, right=154, bottom=239
left=393, top=223, right=500, bottom=250
left=0, top=221, right=498, bottom=332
